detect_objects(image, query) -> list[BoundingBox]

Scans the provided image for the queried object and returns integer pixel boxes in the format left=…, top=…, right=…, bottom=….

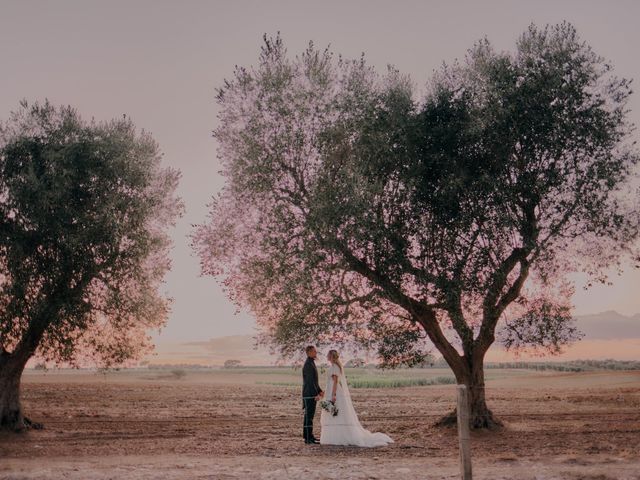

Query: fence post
left=457, top=384, right=473, bottom=480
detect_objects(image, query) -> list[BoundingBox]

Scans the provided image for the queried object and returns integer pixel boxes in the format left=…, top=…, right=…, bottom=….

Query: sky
left=1, top=0, right=639, bottom=344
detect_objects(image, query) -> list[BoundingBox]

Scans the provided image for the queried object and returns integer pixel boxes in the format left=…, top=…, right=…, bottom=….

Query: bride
left=320, top=350, right=394, bottom=447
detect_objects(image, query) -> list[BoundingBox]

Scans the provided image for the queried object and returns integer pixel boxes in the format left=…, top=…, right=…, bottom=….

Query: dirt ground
left=1, top=369, right=639, bottom=479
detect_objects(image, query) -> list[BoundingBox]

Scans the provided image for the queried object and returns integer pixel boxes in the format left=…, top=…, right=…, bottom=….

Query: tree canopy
left=0, top=100, right=182, bottom=369
left=193, top=23, right=639, bottom=426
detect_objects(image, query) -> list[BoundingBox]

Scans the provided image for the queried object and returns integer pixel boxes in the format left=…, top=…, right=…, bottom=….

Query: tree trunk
left=0, top=352, right=41, bottom=431
left=435, top=356, right=502, bottom=430
left=414, top=309, right=501, bottom=429
left=466, top=361, right=501, bottom=429
left=0, top=352, right=25, bottom=431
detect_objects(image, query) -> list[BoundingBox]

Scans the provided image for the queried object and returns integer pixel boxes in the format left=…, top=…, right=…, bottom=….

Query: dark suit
left=302, top=356, right=323, bottom=442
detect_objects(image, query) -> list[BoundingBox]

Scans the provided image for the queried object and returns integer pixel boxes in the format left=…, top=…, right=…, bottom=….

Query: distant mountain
left=151, top=335, right=277, bottom=366
left=183, top=334, right=263, bottom=352
left=574, top=310, right=640, bottom=340
left=488, top=311, right=640, bottom=361
left=149, top=311, right=639, bottom=366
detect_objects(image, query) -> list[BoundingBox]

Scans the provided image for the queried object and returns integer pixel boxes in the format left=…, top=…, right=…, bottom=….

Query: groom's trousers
left=303, top=398, right=317, bottom=441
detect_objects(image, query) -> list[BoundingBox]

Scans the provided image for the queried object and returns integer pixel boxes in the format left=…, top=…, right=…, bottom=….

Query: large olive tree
left=0, top=101, right=182, bottom=431
left=193, top=24, right=639, bottom=428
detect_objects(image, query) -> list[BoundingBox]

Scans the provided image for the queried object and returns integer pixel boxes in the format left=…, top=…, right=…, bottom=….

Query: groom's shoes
left=305, top=438, right=320, bottom=444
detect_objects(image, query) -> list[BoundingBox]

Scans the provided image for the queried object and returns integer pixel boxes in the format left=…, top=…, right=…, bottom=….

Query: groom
left=302, top=345, right=323, bottom=444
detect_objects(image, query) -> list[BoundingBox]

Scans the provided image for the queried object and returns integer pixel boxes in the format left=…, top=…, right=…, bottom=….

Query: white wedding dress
left=320, top=364, right=394, bottom=447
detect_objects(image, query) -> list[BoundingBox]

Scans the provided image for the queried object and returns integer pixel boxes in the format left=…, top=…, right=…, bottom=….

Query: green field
left=26, top=360, right=639, bottom=390
left=228, top=366, right=528, bottom=389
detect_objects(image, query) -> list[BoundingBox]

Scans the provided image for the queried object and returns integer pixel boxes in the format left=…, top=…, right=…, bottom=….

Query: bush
left=224, top=359, right=242, bottom=369
left=345, top=358, right=366, bottom=368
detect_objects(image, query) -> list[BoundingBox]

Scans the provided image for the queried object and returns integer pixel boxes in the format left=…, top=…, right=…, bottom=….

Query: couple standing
left=302, top=345, right=394, bottom=447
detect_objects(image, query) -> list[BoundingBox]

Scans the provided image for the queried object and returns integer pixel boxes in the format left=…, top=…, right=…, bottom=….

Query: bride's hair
left=328, top=349, right=343, bottom=373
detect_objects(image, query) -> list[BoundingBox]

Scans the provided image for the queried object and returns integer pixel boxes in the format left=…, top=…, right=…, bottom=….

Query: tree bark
left=0, top=351, right=38, bottom=431
left=465, top=360, right=501, bottom=429
left=0, top=308, right=51, bottom=431
left=435, top=352, right=502, bottom=430
left=414, top=310, right=501, bottom=429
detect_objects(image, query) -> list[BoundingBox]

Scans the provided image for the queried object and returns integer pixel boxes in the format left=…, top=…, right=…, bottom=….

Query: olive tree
left=0, top=101, right=182, bottom=430
left=193, top=25, right=639, bottom=428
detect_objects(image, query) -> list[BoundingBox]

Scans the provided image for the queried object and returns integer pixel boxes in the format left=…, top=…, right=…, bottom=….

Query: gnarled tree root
left=434, top=408, right=503, bottom=430
left=1, top=416, right=44, bottom=433
left=23, top=417, right=44, bottom=430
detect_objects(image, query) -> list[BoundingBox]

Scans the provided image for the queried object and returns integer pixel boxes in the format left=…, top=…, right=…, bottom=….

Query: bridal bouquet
left=320, top=400, right=339, bottom=417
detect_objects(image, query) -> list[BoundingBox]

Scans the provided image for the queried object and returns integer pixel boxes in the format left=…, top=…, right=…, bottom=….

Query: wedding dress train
left=319, top=364, right=394, bottom=447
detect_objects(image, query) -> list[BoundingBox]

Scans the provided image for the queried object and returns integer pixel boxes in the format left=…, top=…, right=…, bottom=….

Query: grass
left=347, top=376, right=456, bottom=389
left=485, top=359, right=640, bottom=372
left=257, top=373, right=457, bottom=389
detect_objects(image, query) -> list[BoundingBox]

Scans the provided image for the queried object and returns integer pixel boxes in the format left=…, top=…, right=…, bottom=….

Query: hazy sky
left=1, top=0, right=639, bottom=342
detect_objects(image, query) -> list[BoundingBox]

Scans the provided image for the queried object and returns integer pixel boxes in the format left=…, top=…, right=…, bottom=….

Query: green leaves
left=194, top=25, right=639, bottom=366
left=499, top=298, right=583, bottom=355
left=0, top=100, right=183, bottom=367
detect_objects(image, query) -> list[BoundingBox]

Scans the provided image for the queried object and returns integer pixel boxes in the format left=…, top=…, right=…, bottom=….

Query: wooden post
left=457, top=384, right=473, bottom=480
